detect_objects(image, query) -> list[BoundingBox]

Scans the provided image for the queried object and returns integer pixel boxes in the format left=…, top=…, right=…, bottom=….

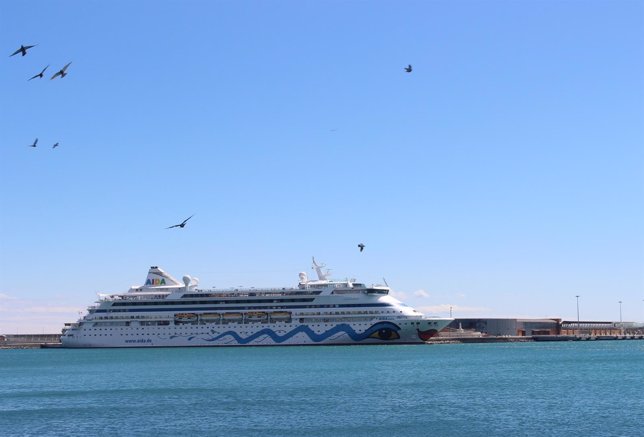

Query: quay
left=1, top=333, right=643, bottom=349
left=0, top=334, right=61, bottom=349
left=4, top=334, right=641, bottom=348
left=427, top=334, right=644, bottom=344
left=2, top=317, right=643, bottom=348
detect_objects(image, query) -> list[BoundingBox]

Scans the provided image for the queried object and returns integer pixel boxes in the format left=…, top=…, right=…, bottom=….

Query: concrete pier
left=428, top=334, right=644, bottom=344
left=0, top=334, right=61, bottom=349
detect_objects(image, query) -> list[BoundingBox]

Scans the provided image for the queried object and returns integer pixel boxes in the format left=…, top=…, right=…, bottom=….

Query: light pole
left=618, top=301, right=623, bottom=335
left=576, top=295, right=580, bottom=337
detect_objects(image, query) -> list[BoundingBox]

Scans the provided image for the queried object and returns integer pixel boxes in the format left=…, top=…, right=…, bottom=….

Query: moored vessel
left=61, top=258, right=452, bottom=347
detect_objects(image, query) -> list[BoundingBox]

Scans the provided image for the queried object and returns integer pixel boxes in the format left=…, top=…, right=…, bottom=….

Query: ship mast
left=311, top=257, right=330, bottom=281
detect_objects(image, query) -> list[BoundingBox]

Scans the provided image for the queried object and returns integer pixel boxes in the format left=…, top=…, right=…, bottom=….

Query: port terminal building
left=442, top=318, right=638, bottom=337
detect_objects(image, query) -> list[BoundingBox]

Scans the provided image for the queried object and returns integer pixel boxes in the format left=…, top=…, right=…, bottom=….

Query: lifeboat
left=222, top=312, right=243, bottom=323
left=199, top=313, right=221, bottom=323
left=174, top=313, right=198, bottom=323
left=270, top=311, right=292, bottom=321
left=246, top=312, right=268, bottom=322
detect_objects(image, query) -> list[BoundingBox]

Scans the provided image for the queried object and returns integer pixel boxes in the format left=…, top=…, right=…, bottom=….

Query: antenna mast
left=311, top=257, right=330, bottom=281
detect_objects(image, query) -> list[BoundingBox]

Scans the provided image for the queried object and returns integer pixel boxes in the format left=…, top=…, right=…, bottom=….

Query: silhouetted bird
left=29, top=65, right=49, bottom=80
left=52, top=142, right=59, bottom=149
left=166, top=215, right=194, bottom=229
left=28, top=138, right=38, bottom=148
left=358, top=243, right=365, bottom=252
left=10, top=44, right=36, bottom=57
left=404, top=64, right=412, bottom=73
left=51, top=62, right=72, bottom=80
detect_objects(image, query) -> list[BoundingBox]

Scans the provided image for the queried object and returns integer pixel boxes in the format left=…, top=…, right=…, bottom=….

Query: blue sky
left=1, top=1, right=643, bottom=333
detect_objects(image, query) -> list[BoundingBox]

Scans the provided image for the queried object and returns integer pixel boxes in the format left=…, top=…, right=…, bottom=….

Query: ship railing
left=125, top=294, right=168, bottom=301
left=190, top=289, right=319, bottom=298
left=99, top=294, right=168, bottom=302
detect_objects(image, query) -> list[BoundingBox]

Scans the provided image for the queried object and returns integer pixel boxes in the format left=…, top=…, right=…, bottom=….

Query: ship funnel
left=143, top=266, right=182, bottom=288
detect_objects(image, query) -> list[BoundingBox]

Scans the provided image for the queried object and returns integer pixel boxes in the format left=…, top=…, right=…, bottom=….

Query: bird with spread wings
left=51, top=62, right=72, bottom=80
left=29, top=65, right=49, bottom=80
left=166, top=215, right=194, bottom=229
left=10, top=44, right=36, bottom=57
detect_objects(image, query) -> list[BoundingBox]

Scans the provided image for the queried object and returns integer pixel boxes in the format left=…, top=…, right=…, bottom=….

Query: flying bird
left=358, top=243, right=365, bottom=252
left=28, top=65, right=49, bottom=80
left=404, top=64, right=412, bottom=73
left=166, top=215, right=194, bottom=229
left=52, top=142, right=59, bottom=149
left=28, top=138, right=38, bottom=148
left=10, top=44, right=36, bottom=57
left=51, top=62, right=72, bottom=80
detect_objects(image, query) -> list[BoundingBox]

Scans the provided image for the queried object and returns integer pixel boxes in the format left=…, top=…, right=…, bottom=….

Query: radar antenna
left=312, top=257, right=331, bottom=281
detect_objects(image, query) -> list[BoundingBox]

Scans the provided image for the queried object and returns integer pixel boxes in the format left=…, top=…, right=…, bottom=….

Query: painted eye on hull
left=369, top=328, right=400, bottom=340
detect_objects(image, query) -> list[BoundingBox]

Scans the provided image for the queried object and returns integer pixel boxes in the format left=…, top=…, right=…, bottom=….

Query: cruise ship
left=61, top=259, right=452, bottom=347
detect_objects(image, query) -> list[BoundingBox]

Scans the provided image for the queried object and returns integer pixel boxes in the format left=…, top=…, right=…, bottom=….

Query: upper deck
left=96, top=260, right=389, bottom=304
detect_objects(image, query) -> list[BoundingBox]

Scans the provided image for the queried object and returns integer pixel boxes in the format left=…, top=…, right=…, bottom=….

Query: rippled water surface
left=1, top=341, right=642, bottom=436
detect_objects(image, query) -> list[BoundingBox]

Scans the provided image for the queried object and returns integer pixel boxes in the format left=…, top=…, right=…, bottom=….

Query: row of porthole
left=92, top=315, right=403, bottom=326
left=86, top=321, right=422, bottom=332
left=86, top=324, right=292, bottom=331
left=83, top=321, right=426, bottom=335
left=84, top=324, right=378, bottom=336
left=85, top=332, right=279, bottom=337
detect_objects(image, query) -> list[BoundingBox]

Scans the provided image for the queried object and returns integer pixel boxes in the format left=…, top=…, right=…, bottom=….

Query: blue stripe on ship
left=185, top=322, right=401, bottom=345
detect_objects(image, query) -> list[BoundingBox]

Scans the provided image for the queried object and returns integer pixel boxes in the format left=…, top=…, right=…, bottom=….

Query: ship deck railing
left=98, top=294, right=171, bottom=302
left=187, top=289, right=322, bottom=298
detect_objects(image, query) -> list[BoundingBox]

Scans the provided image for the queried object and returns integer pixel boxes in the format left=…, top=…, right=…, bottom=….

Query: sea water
left=0, top=341, right=642, bottom=437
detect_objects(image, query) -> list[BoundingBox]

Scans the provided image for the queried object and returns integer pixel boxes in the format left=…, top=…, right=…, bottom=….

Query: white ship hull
left=62, top=318, right=451, bottom=348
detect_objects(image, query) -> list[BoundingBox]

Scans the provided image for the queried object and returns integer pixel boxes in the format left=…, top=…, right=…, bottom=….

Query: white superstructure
left=61, top=259, right=452, bottom=347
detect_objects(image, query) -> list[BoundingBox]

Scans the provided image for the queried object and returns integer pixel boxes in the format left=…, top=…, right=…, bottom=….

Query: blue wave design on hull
left=192, top=322, right=401, bottom=345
